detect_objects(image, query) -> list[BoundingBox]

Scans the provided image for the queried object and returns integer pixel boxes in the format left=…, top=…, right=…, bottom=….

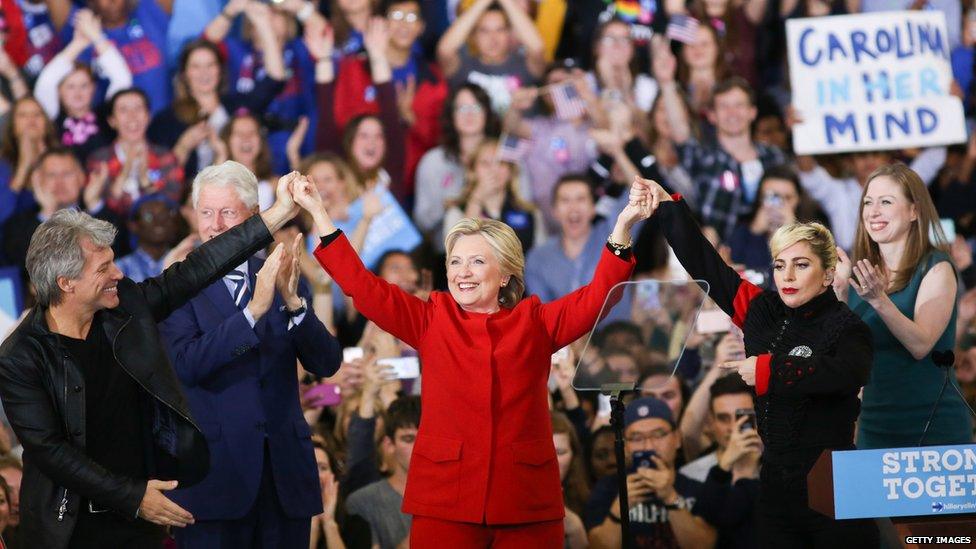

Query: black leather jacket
left=0, top=214, right=273, bottom=548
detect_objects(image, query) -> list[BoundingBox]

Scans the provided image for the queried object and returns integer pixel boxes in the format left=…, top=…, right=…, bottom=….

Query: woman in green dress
left=835, top=162, right=973, bottom=448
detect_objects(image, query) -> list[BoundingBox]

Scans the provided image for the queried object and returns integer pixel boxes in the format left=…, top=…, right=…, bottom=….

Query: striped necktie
left=226, top=269, right=251, bottom=309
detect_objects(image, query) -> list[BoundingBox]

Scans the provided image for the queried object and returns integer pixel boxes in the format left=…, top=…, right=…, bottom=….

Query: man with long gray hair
left=0, top=166, right=305, bottom=548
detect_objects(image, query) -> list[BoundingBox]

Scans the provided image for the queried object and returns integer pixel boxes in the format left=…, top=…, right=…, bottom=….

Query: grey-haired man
left=0, top=167, right=304, bottom=548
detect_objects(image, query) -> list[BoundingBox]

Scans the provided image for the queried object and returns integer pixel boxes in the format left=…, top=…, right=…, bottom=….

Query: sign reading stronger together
left=831, top=444, right=976, bottom=519
left=786, top=11, right=967, bottom=155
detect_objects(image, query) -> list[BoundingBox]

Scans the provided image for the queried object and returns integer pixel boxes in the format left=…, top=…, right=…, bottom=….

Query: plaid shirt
left=87, top=143, right=185, bottom=217
left=678, top=139, right=785, bottom=239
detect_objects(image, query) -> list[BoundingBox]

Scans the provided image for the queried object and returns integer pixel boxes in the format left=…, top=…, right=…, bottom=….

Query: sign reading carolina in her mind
left=786, top=11, right=966, bottom=155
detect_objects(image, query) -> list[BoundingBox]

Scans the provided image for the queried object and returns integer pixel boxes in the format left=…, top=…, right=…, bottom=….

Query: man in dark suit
left=1, top=148, right=129, bottom=277
left=159, top=160, right=342, bottom=547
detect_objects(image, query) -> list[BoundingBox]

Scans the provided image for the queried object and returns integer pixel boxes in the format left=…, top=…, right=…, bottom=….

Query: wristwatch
left=664, top=494, right=692, bottom=511
left=281, top=297, right=307, bottom=317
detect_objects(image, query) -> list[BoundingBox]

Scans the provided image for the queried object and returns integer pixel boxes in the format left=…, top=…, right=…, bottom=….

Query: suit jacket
left=314, top=233, right=634, bottom=525
left=159, top=255, right=341, bottom=521
left=0, top=214, right=273, bottom=549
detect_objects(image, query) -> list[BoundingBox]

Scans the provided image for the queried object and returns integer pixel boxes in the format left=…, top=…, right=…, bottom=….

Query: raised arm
left=497, top=0, right=546, bottom=77
left=138, top=174, right=301, bottom=321
left=305, top=19, right=341, bottom=153
left=203, top=0, right=248, bottom=43
left=436, top=0, right=494, bottom=77
left=540, top=184, right=644, bottom=347
left=651, top=37, right=691, bottom=145
left=35, top=35, right=90, bottom=118
left=651, top=181, right=763, bottom=326
left=295, top=178, right=432, bottom=348
left=244, top=2, right=287, bottom=80
left=74, top=9, right=133, bottom=99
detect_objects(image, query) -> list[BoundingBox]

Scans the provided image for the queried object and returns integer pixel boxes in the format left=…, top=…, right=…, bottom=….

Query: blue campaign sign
left=830, top=444, right=976, bottom=519
left=336, top=189, right=422, bottom=270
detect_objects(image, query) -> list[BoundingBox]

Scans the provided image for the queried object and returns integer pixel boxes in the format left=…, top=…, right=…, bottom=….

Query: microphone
left=919, top=350, right=975, bottom=446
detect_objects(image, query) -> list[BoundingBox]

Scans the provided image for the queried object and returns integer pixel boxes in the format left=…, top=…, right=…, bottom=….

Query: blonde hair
left=444, top=218, right=526, bottom=307
left=769, top=221, right=838, bottom=271
left=853, top=162, right=949, bottom=293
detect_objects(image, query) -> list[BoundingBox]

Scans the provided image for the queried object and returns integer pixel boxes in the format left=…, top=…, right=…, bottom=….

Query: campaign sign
left=0, top=267, right=24, bottom=341
left=786, top=12, right=966, bottom=155
left=830, top=444, right=976, bottom=519
left=338, top=189, right=422, bottom=270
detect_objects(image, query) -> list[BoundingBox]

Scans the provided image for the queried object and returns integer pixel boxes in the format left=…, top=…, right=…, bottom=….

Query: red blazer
left=314, top=234, right=634, bottom=525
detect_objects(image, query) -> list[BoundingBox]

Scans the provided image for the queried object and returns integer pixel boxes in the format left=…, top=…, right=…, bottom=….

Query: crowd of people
left=0, top=0, right=975, bottom=547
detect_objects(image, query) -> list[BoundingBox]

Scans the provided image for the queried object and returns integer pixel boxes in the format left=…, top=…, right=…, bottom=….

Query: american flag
left=666, top=14, right=701, bottom=45
left=549, top=82, right=587, bottom=121
left=496, top=133, right=531, bottom=163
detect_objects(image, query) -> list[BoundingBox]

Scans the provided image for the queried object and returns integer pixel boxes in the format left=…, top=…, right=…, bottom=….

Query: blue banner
left=831, top=444, right=976, bottom=519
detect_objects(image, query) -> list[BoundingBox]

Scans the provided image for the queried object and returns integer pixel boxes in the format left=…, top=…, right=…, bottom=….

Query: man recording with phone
left=584, top=397, right=716, bottom=548
left=682, top=374, right=761, bottom=548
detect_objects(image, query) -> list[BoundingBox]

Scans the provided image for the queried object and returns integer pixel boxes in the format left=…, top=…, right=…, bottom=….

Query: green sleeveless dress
left=850, top=251, right=973, bottom=449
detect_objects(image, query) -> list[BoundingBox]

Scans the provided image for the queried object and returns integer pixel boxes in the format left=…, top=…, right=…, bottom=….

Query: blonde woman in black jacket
left=635, top=177, right=878, bottom=547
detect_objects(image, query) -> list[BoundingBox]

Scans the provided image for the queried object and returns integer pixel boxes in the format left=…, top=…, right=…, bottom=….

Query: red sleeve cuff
left=755, top=354, right=772, bottom=396
left=670, top=193, right=683, bottom=201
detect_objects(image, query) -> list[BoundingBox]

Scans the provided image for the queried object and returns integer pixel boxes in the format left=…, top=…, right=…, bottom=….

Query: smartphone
left=305, top=383, right=341, bottom=408
left=735, top=408, right=757, bottom=432
left=377, top=357, right=421, bottom=379
left=763, top=192, right=783, bottom=208
left=696, top=308, right=732, bottom=334
left=630, top=450, right=657, bottom=472
left=597, top=394, right=612, bottom=418
left=634, top=281, right=660, bottom=311
left=343, top=347, right=364, bottom=363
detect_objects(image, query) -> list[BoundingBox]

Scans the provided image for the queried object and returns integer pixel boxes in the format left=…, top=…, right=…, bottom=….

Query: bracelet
left=607, top=234, right=632, bottom=254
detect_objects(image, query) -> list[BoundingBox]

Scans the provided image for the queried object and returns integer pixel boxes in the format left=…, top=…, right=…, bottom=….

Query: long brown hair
left=676, top=23, right=730, bottom=87
left=341, top=114, right=385, bottom=186
left=173, top=40, right=227, bottom=126
left=852, top=162, right=950, bottom=293
left=220, top=114, right=273, bottom=181
left=0, top=96, right=58, bottom=165
left=551, top=411, right=590, bottom=514
left=330, top=0, right=380, bottom=49
left=452, top=139, right=535, bottom=212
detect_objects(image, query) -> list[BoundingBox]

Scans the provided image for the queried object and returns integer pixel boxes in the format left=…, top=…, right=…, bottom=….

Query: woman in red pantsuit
left=292, top=177, right=647, bottom=547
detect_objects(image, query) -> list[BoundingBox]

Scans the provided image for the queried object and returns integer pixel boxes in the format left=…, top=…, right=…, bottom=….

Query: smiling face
left=59, top=69, right=96, bottom=116
left=596, top=21, right=634, bottom=67
left=447, top=233, right=506, bottom=313
left=710, top=87, right=756, bottom=139
left=228, top=117, right=262, bottom=167
left=351, top=118, right=385, bottom=173
left=682, top=26, right=718, bottom=70
left=109, top=92, right=150, bottom=143
left=772, top=241, right=831, bottom=308
left=184, top=47, right=222, bottom=97
left=13, top=98, right=47, bottom=141
left=387, top=1, right=424, bottom=51
left=553, top=180, right=596, bottom=240
left=861, top=175, right=917, bottom=246
left=473, top=10, right=511, bottom=64
left=452, top=89, right=487, bottom=137
left=65, top=237, right=124, bottom=311
left=195, top=184, right=255, bottom=242
left=309, top=161, right=348, bottom=208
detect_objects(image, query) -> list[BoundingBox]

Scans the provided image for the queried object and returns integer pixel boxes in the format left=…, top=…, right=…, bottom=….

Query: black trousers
left=758, top=462, right=878, bottom=548
left=68, top=504, right=166, bottom=548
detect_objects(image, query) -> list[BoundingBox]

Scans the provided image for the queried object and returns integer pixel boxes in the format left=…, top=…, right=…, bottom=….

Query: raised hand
left=395, top=76, right=417, bottom=126
left=247, top=243, right=286, bottom=321
left=361, top=191, right=384, bottom=221
left=243, top=1, right=272, bottom=24
left=83, top=162, right=110, bottom=211
left=276, top=232, right=304, bottom=310
left=139, top=480, right=194, bottom=528
left=832, top=246, right=852, bottom=299
left=363, top=16, right=390, bottom=56
left=303, top=16, right=334, bottom=61
left=650, top=35, right=677, bottom=85
left=74, top=9, right=103, bottom=43
left=850, top=259, right=889, bottom=306
left=286, top=116, right=309, bottom=170
left=719, top=355, right=758, bottom=386
left=271, top=171, right=302, bottom=218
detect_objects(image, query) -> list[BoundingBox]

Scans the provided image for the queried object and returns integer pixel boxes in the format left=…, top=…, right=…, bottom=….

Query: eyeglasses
left=198, top=208, right=244, bottom=221
left=455, top=103, right=484, bottom=115
left=389, top=10, right=419, bottom=23
left=601, top=35, right=631, bottom=46
left=625, top=429, right=672, bottom=444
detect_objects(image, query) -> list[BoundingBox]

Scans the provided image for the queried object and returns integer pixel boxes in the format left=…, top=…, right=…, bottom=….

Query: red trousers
left=410, top=516, right=564, bottom=548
